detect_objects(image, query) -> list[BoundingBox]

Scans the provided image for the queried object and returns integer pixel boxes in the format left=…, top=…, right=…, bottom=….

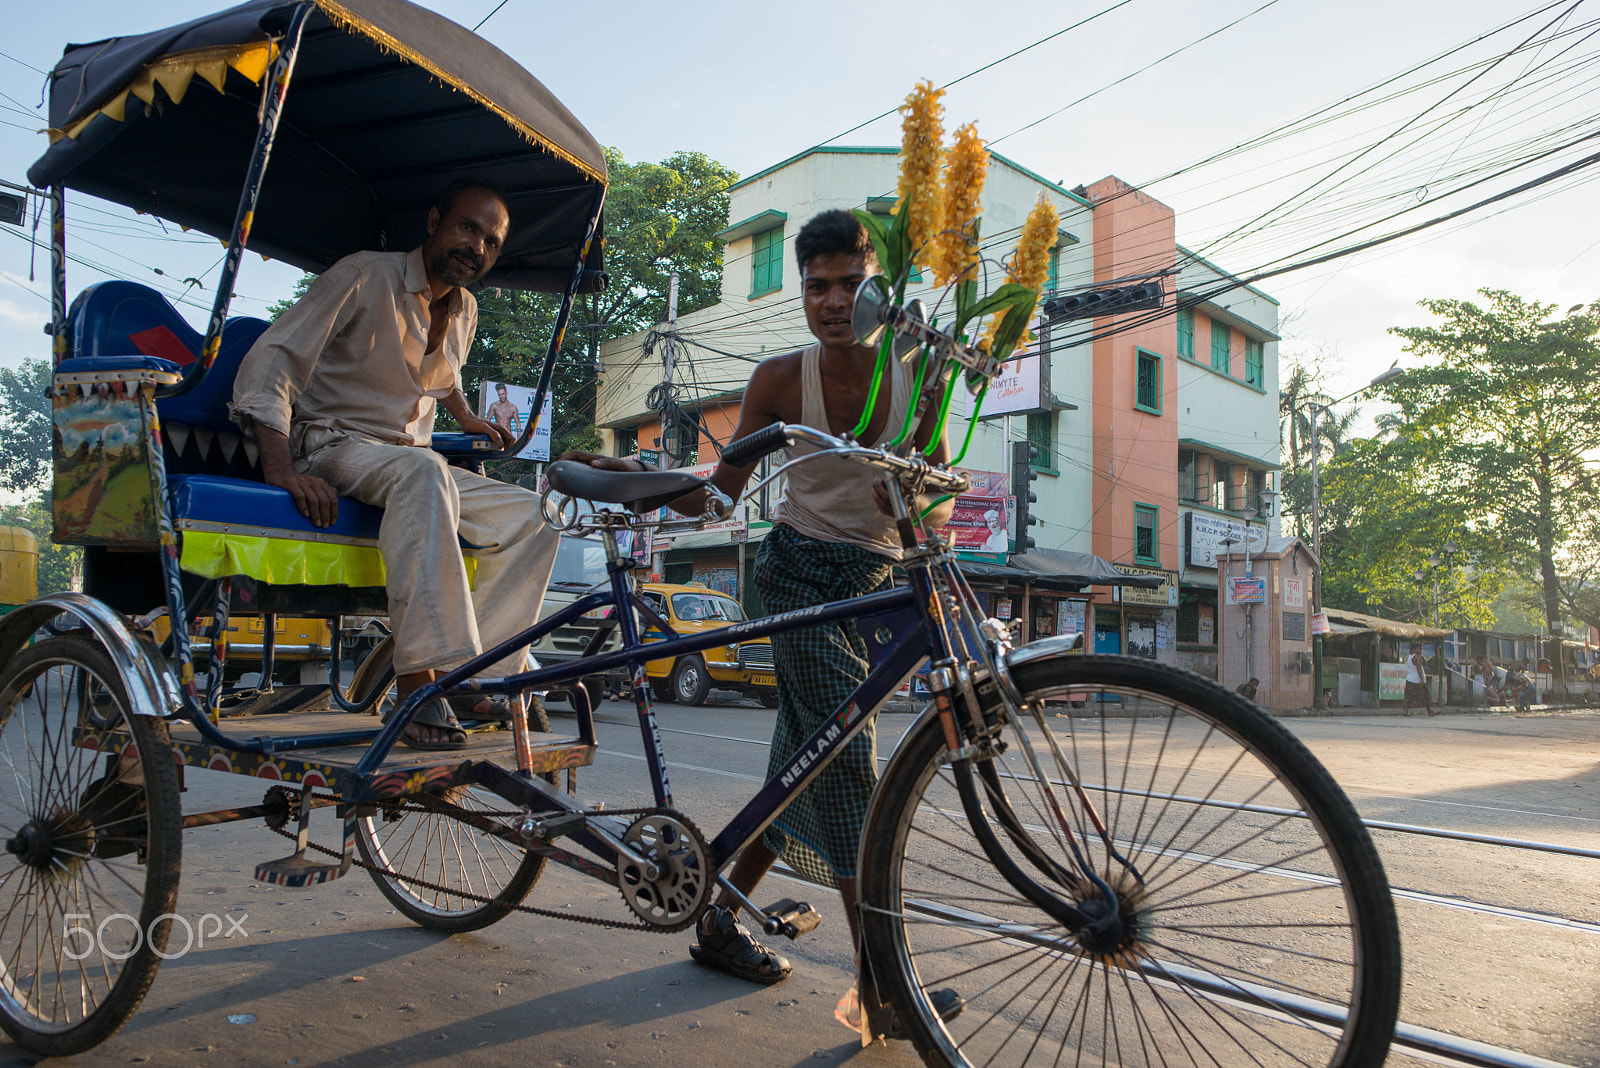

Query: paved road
left=14, top=697, right=1599, bottom=1067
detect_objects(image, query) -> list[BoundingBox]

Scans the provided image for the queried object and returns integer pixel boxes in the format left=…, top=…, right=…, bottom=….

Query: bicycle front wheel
left=859, top=653, right=1399, bottom=1068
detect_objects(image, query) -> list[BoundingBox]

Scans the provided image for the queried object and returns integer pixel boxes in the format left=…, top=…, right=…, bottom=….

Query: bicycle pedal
left=254, top=850, right=350, bottom=888
left=762, top=897, right=821, bottom=940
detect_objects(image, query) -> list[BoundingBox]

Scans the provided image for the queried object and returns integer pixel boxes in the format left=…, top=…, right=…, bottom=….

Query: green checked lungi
left=756, top=523, right=894, bottom=887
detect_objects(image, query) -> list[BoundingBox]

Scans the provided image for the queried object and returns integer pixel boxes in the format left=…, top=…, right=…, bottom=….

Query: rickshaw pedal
left=254, top=851, right=352, bottom=888
left=762, top=898, right=821, bottom=940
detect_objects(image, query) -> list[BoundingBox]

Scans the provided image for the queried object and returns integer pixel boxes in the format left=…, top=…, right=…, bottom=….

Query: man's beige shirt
left=231, top=247, right=476, bottom=452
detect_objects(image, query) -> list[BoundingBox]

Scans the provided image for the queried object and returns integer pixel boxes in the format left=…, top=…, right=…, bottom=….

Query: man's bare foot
left=394, top=669, right=467, bottom=748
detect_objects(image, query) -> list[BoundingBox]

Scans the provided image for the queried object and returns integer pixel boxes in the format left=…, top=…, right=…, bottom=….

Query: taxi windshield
left=671, top=592, right=745, bottom=623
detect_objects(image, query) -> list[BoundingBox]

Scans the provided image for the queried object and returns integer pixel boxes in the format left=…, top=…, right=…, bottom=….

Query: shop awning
left=1323, top=608, right=1452, bottom=640
left=959, top=548, right=1161, bottom=592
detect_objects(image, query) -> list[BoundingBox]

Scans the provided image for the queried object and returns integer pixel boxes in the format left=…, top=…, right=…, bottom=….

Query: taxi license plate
left=752, top=674, right=775, bottom=688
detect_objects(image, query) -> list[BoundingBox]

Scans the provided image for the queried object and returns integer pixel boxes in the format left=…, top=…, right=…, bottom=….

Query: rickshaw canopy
left=27, top=0, right=606, bottom=292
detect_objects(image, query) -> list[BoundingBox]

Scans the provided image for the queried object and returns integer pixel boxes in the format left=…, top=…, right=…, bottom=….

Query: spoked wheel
left=859, top=654, right=1400, bottom=1068
left=0, top=636, right=181, bottom=1055
left=354, top=698, right=552, bottom=933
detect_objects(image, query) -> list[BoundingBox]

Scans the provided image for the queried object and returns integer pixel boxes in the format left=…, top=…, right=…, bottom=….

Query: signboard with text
left=951, top=468, right=1011, bottom=562
left=1228, top=577, right=1267, bottom=604
left=1187, top=510, right=1267, bottom=570
left=1112, top=564, right=1178, bottom=607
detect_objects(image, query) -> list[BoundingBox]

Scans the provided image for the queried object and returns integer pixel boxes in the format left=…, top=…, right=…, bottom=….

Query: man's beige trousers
left=298, top=427, right=557, bottom=677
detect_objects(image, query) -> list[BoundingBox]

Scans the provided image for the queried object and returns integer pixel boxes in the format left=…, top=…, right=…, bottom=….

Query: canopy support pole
left=158, top=0, right=313, bottom=399
left=49, top=187, right=66, bottom=365
left=494, top=181, right=608, bottom=460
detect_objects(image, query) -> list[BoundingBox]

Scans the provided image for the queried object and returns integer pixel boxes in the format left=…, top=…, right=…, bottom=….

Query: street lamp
left=1308, top=365, right=1405, bottom=709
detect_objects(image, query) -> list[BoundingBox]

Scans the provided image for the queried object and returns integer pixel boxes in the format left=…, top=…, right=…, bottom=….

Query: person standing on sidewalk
left=1403, top=648, right=1436, bottom=716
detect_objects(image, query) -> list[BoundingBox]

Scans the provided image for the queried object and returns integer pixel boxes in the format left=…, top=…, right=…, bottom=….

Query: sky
left=2, top=0, right=1596, bottom=423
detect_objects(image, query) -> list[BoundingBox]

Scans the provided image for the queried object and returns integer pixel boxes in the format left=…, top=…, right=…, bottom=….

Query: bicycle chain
left=266, top=790, right=676, bottom=932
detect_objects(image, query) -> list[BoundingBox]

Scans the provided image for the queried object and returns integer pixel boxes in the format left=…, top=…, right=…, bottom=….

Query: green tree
left=1316, top=434, right=1502, bottom=626
left=0, top=358, right=53, bottom=497
left=1385, top=290, right=1600, bottom=653
left=1277, top=356, right=1359, bottom=541
left=461, top=148, right=737, bottom=462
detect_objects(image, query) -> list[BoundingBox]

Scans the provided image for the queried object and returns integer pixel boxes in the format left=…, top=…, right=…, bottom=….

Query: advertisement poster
left=648, top=460, right=751, bottom=552
left=962, top=318, right=1043, bottom=419
left=947, top=496, right=1011, bottom=553
left=478, top=380, right=553, bottom=461
left=1310, top=611, right=1331, bottom=636
left=1228, top=577, right=1267, bottom=604
left=1378, top=662, right=1408, bottom=701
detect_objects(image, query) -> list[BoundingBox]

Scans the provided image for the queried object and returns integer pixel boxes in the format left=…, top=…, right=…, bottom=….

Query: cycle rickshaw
left=0, top=2, right=1401, bottom=1063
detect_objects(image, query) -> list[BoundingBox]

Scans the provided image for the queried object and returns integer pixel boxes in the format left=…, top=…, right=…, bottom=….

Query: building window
left=1176, top=307, right=1194, bottom=359
left=1212, top=460, right=1233, bottom=511
left=1134, top=503, right=1159, bottom=564
left=1179, top=448, right=1210, bottom=504
left=1245, top=338, right=1263, bottom=387
left=1135, top=348, right=1161, bottom=413
left=1250, top=469, right=1267, bottom=515
left=1026, top=410, right=1055, bottom=473
left=1046, top=247, right=1059, bottom=295
left=750, top=225, right=783, bottom=298
left=615, top=425, right=638, bottom=459
left=1210, top=320, right=1230, bottom=372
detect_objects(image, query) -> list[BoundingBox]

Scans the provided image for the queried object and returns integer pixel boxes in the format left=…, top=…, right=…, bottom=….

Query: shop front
left=1092, top=564, right=1179, bottom=665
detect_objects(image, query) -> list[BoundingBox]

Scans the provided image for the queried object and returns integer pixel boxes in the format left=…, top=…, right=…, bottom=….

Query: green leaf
left=852, top=209, right=893, bottom=284
left=955, top=277, right=977, bottom=327
left=963, top=283, right=1036, bottom=331
left=989, top=301, right=1036, bottom=364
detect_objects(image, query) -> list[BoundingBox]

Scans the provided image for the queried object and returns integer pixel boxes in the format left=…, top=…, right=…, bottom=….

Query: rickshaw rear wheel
left=0, top=636, right=182, bottom=1055
left=355, top=698, right=553, bottom=932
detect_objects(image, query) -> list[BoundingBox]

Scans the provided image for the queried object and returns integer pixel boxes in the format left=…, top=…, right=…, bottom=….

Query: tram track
left=575, top=708, right=1598, bottom=1067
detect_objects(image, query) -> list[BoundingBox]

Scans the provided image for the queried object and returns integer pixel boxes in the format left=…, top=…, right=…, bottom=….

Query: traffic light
left=0, top=192, right=24, bottom=227
left=1042, top=281, right=1163, bottom=322
left=1010, top=440, right=1040, bottom=553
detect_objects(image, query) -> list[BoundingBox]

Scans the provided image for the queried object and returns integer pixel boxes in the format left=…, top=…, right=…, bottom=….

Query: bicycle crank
left=616, top=808, right=711, bottom=932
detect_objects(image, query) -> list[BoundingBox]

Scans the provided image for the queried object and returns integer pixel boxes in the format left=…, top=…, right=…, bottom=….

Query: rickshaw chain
left=264, top=793, right=673, bottom=931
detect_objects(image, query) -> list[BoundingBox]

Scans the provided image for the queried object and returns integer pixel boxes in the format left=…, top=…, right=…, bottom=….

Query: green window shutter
left=1134, top=504, right=1159, bottom=564
left=1210, top=320, right=1230, bottom=372
left=1026, top=410, right=1053, bottom=470
left=1046, top=248, right=1059, bottom=295
left=1176, top=308, right=1194, bottom=359
left=1246, top=339, right=1263, bottom=387
left=750, top=226, right=783, bottom=298
left=1135, top=349, right=1160, bottom=413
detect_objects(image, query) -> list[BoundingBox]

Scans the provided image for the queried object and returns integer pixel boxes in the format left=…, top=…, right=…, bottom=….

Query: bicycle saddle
left=545, top=460, right=707, bottom=511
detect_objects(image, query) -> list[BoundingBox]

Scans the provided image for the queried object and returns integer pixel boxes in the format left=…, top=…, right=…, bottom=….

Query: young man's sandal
left=688, top=905, right=792, bottom=984
left=384, top=699, right=467, bottom=751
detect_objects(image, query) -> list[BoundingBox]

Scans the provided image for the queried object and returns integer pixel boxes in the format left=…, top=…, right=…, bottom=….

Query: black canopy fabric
left=959, top=548, right=1163, bottom=592
left=29, top=0, right=606, bottom=292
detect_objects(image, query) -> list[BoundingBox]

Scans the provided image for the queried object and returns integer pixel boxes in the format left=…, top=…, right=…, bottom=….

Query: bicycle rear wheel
left=859, top=653, right=1399, bottom=1068
left=355, top=698, right=552, bottom=932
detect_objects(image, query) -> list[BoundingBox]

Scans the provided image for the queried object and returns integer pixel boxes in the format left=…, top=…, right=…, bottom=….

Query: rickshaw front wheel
left=0, top=636, right=182, bottom=1055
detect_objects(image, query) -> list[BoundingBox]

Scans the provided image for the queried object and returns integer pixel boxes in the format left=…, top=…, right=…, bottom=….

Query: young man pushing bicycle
left=567, top=209, right=956, bottom=1033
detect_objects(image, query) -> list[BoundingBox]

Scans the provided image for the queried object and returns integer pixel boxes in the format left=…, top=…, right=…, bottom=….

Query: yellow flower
left=982, top=194, right=1059, bottom=354
left=894, top=80, right=945, bottom=275
left=931, top=122, right=987, bottom=287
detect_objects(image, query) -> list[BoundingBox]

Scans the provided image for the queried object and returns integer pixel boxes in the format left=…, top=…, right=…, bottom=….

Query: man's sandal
left=688, top=905, right=792, bottom=984
left=384, top=699, right=467, bottom=751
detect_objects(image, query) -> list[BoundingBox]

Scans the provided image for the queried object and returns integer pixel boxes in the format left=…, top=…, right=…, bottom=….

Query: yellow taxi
left=637, top=583, right=777, bottom=707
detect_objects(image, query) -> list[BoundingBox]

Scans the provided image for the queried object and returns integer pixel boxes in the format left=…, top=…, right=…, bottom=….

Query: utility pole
left=650, top=272, right=679, bottom=583
left=1309, top=404, right=1325, bottom=710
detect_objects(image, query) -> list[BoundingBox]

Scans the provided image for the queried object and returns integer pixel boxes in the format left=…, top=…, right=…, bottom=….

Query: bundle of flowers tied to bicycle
left=848, top=79, right=1059, bottom=461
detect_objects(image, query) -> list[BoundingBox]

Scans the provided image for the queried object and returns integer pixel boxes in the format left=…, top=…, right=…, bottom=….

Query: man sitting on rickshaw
left=231, top=178, right=556, bottom=748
